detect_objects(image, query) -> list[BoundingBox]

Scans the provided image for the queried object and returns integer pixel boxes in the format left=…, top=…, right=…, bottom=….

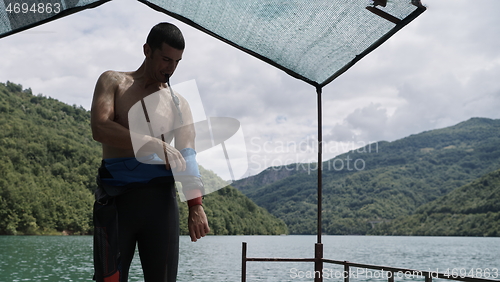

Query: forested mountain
left=233, top=117, right=500, bottom=235
left=372, top=169, right=500, bottom=236
left=2, top=80, right=498, bottom=237
left=0, top=81, right=286, bottom=235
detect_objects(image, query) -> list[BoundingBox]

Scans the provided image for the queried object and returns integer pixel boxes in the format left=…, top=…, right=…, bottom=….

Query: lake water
left=1, top=235, right=499, bottom=282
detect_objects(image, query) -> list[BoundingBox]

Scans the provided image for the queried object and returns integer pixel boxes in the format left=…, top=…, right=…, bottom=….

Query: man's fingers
left=189, top=229, right=197, bottom=242
left=177, top=154, right=186, bottom=171
left=172, top=156, right=185, bottom=171
left=188, top=206, right=209, bottom=242
left=163, top=145, right=186, bottom=171
left=189, top=225, right=202, bottom=242
left=189, top=224, right=206, bottom=242
left=171, top=151, right=186, bottom=171
left=198, top=224, right=207, bottom=237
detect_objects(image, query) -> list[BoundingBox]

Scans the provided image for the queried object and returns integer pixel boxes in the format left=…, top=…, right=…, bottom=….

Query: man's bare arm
left=91, top=71, right=136, bottom=150
left=172, top=92, right=210, bottom=241
left=173, top=93, right=196, bottom=151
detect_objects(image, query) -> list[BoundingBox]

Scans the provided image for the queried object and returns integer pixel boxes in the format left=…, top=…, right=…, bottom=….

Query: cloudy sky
left=1, top=0, right=499, bottom=179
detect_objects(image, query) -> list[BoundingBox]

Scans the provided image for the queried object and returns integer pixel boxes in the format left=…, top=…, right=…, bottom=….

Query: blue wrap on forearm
left=173, top=148, right=204, bottom=205
left=177, top=148, right=201, bottom=177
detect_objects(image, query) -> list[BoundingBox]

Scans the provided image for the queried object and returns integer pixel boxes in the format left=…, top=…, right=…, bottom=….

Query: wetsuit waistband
left=99, top=153, right=173, bottom=187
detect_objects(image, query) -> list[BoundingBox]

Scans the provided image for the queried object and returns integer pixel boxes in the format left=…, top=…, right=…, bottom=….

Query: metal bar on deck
left=321, top=259, right=500, bottom=282
left=242, top=242, right=247, bottom=282
left=242, top=251, right=500, bottom=282
left=245, top=258, right=315, bottom=262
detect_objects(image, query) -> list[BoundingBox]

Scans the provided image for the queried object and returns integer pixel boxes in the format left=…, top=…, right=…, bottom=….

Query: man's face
left=146, top=42, right=183, bottom=83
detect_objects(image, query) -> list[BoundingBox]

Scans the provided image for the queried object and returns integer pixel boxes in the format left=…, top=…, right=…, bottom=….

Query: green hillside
left=0, top=81, right=287, bottom=235
left=372, top=169, right=500, bottom=236
left=234, top=117, right=500, bottom=235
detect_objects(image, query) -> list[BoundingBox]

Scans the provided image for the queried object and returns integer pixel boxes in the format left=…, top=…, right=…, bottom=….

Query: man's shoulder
left=98, top=70, right=130, bottom=85
left=93, top=70, right=134, bottom=99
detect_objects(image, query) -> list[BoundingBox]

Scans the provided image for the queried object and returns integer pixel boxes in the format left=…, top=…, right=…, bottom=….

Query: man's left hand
left=188, top=205, right=210, bottom=242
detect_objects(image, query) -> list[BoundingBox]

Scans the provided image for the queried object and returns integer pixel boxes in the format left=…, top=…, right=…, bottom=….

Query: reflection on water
left=0, top=236, right=93, bottom=281
left=1, top=235, right=499, bottom=282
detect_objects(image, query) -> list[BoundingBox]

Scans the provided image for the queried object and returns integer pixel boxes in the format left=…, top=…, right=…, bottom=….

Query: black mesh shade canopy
left=1, top=0, right=425, bottom=87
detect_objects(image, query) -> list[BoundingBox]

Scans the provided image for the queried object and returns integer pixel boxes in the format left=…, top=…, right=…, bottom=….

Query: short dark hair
left=146, top=22, right=185, bottom=51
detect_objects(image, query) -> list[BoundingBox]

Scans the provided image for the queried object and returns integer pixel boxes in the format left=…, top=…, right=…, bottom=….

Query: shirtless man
left=91, top=23, right=209, bottom=282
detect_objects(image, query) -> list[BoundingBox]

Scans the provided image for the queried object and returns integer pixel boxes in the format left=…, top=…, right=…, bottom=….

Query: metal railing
left=241, top=242, right=500, bottom=282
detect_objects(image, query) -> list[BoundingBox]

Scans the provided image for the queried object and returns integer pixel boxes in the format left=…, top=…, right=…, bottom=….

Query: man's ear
left=143, top=43, right=151, bottom=58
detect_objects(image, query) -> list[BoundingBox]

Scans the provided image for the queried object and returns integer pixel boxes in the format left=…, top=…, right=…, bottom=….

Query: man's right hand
left=161, top=140, right=186, bottom=171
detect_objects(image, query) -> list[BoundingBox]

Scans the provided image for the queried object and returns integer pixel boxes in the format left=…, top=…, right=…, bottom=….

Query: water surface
left=1, top=235, right=499, bottom=282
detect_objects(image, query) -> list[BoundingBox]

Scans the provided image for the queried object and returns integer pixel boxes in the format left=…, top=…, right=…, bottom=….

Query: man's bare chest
left=114, top=86, right=177, bottom=132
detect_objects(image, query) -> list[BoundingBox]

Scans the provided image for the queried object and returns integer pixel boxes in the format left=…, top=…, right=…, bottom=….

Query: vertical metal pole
left=316, top=86, right=323, bottom=244
left=344, top=264, right=350, bottom=282
left=314, top=86, right=323, bottom=282
left=425, top=272, right=432, bottom=282
left=242, top=242, right=247, bottom=282
left=388, top=271, right=394, bottom=282
left=314, top=243, right=323, bottom=282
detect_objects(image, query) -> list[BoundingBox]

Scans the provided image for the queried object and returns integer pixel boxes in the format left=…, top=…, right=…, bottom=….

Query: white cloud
left=326, top=103, right=389, bottom=142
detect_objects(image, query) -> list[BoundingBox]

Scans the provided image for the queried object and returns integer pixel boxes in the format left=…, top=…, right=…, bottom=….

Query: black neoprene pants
left=115, top=182, right=179, bottom=281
